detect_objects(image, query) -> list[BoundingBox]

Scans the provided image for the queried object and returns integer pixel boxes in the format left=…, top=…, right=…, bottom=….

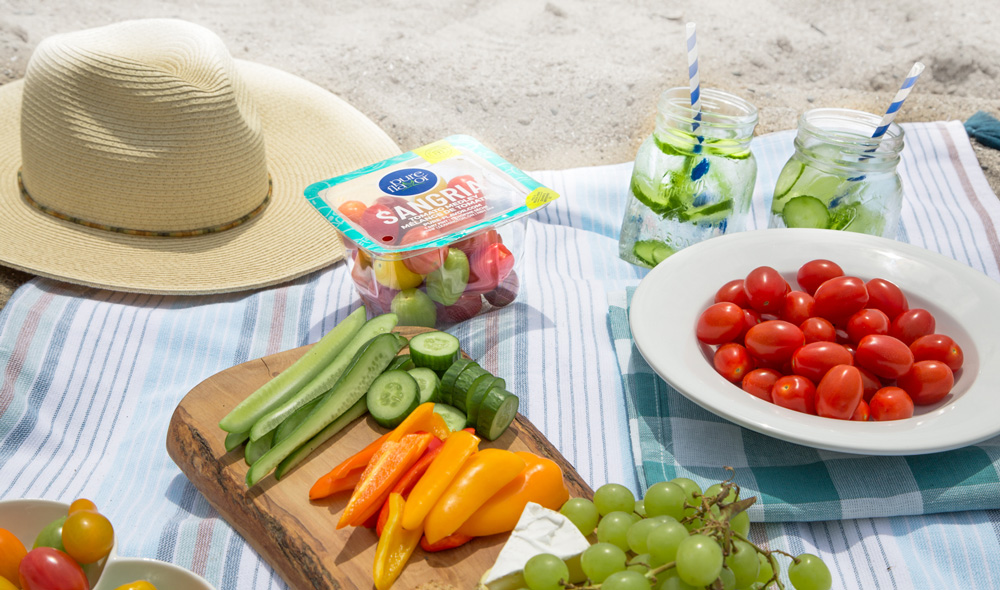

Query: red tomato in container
left=897, top=360, right=954, bottom=405
left=17, top=547, right=88, bottom=590
left=399, top=227, right=448, bottom=275
left=742, top=368, right=783, bottom=401
left=436, top=294, right=484, bottom=324
left=715, top=279, right=750, bottom=308
left=815, top=364, right=864, bottom=420
left=771, top=375, right=817, bottom=414
left=359, top=203, right=401, bottom=244
left=743, top=266, right=787, bottom=314
left=781, top=291, right=815, bottom=326
left=800, top=317, right=837, bottom=343
left=796, top=259, right=844, bottom=295
left=865, top=278, right=909, bottom=321
left=466, top=242, right=515, bottom=294
left=812, top=276, right=869, bottom=323
left=854, top=334, right=914, bottom=379
left=910, top=334, right=964, bottom=372
left=337, top=200, right=367, bottom=225
left=791, top=341, right=854, bottom=384
left=744, top=320, right=804, bottom=363
left=869, top=386, right=915, bottom=421
left=454, top=229, right=501, bottom=256
left=713, top=343, right=755, bottom=383
left=484, top=270, right=519, bottom=308
left=696, top=303, right=745, bottom=345
left=889, top=309, right=936, bottom=345
left=845, top=308, right=890, bottom=344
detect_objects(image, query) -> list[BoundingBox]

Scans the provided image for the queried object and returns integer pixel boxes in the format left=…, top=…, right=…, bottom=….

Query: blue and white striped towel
left=1, top=121, right=999, bottom=589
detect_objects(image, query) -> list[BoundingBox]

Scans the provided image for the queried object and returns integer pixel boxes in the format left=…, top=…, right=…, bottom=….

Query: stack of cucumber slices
left=369, top=331, right=520, bottom=443
left=218, top=308, right=520, bottom=487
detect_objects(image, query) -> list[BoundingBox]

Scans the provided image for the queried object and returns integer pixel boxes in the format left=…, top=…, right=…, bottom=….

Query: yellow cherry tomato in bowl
left=0, top=574, right=17, bottom=590
left=113, top=581, right=159, bottom=590
left=61, top=511, right=114, bottom=564
left=67, top=499, right=97, bottom=515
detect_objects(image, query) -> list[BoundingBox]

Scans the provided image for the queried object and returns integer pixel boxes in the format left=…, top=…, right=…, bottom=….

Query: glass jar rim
left=658, top=87, right=759, bottom=130
left=798, top=107, right=904, bottom=154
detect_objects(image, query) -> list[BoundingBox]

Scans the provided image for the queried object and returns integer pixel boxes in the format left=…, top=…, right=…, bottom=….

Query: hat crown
left=19, top=19, right=269, bottom=234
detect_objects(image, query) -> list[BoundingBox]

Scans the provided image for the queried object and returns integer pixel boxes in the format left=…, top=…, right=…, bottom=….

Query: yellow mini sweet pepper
left=456, top=451, right=570, bottom=537
left=373, top=493, right=422, bottom=590
left=422, top=448, right=526, bottom=543
left=401, top=428, right=480, bottom=531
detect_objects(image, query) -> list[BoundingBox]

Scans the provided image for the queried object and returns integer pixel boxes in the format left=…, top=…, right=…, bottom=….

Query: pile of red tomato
left=337, top=174, right=519, bottom=328
left=0, top=499, right=124, bottom=590
left=696, top=259, right=964, bottom=421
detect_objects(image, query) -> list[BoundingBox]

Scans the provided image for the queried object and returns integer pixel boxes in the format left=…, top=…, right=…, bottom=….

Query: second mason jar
left=768, top=108, right=904, bottom=238
left=619, top=87, right=758, bottom=268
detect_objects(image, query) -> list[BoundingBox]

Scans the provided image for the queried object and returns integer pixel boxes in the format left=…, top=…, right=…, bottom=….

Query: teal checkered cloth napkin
left=608, top=288, right=1000, bottom=523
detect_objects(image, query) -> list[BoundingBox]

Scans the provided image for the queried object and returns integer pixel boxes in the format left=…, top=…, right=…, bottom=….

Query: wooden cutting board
left=166, top=326, right=593, bottom=590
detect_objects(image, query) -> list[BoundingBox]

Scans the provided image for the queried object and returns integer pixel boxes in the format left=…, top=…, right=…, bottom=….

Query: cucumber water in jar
left=619, top=87, right=758, bottom=267
left=769, top=108, right=904, bottom=238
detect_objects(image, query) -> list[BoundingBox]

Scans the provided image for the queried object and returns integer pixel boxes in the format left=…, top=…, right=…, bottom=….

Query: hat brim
left=0, top=60, right=400, bottom=295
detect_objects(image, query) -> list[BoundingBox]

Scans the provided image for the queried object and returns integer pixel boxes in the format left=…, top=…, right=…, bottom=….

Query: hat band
left=17, top=170, right=272, bottom=237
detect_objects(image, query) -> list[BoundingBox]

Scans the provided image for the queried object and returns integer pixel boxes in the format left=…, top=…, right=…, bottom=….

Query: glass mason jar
left=619, top=87, right=758, bottom=268
left=768, top=108, right=904, bottom=238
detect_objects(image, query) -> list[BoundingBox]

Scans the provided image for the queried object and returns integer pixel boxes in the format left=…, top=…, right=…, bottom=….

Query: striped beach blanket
left=1, top=121, right=998, bottom=589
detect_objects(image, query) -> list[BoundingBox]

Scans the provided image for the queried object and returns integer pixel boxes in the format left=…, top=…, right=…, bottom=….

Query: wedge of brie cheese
left=480, top=502, right=591, bottom=590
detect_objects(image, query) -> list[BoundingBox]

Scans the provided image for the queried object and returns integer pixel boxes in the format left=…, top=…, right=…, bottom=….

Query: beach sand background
left=0, top=2, right=998, bottom=588
left=1, top=1, right=998, bottom=312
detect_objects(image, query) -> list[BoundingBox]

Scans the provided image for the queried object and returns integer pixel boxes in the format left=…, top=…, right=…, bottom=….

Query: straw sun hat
left=0, top=19, right=400, bottom=294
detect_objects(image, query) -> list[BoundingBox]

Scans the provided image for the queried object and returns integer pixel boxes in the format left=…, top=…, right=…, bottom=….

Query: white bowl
left=0, top=499, right=215, bottom=590
left=630, top=228, right=1000, bottom=455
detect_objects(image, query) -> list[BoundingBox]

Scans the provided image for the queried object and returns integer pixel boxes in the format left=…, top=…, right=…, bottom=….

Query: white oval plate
left=630, top=228, right=1000, bottom=455
left=0, top=499, right=216, bottom=590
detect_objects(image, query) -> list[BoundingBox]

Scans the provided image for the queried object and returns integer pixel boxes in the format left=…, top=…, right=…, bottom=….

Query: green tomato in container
left=390, top=288, right=437, bottom=328
left=424, top=248, right=469, bottom=306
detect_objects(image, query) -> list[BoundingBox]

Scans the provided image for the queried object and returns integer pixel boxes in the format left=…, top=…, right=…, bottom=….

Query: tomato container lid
left=304, top=135, right=560, bottom=255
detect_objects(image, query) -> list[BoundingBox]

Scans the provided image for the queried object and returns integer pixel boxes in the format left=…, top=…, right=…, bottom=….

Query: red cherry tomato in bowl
left=889, top=308, right=936, bottom=345
left=696, top=302, right=745, bottom=345
left=897, top=360, right=954, bottom=405
left=713, top=343, right=755, bottom=383
left=741, top=368, right=782, bottom=401
left=780, top=291, right=815, bottom=326
left=910, top=334, right=964, bottom=372
left=869, top=386, right=915, bottom=421
left=791, top=341, right=854, bottom=384
left=744, top=320, right=805, bottom=363
left=771, top=375, right=816, bottom=414
left=865, top=278, right=909, bottom=321
left=796, top=259, right=844, bottom=295
left=715, top=279, right=750, bottom=307
left=743, top=266, right=787, bottom=313
left=815, top=364, right=864, bottom=420
left=812, top=276, right=869, bottom=323
left=18, top=547, right=88, bottom=590
left=845, top=308, right=890, bottom=344
left=800, top=317, right=836, bottom=343
left=854, top=334, right=914, bottom=379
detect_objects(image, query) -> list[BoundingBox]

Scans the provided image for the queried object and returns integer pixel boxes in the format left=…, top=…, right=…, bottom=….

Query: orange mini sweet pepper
left=337, top=432, right=432, bottom=529
left=401, top=429, right=480, bottom=531
left=373, top=493, right=422, bottom=590
left=457, top=451, right=570, bottom=537
left=375, top=436, right=446, bottom=536
left=422, top=448, right=526, bottom=543
left=419, top=531, right=473, bottom=552
left=310, top=403, right=450, bottom=500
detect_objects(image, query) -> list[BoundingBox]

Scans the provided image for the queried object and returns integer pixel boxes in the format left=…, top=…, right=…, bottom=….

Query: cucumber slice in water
left=433, top=403, right=468, bottom=434
left=409, top=331, right=461, bottom=372
left=781, top=195, right=831, bottom=229
left=408, top=367, right=441, bottom=404
left=772, top=161, right=804, bottom=201
left=366, top=369, right=421, bottom=429
left=476, top=387, right=519, bottom=441
left=632, top=240, right=675, bottom=267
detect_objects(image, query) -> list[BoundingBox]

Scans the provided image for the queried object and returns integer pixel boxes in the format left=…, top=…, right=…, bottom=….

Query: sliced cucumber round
left=466, top=376, right=505, bottom=429
left=408, top=367, right=441, bottom=404
left=781, top=195, right=831, bottom=229
left=439, top=359, right=475, bottom=403
left=433, top=403, right=468, bottom=434
left=409, top=331, right=461, bottom=372
left=476, top=387, right=519, bottom=441
left=366, top=369, right=420, bottom=429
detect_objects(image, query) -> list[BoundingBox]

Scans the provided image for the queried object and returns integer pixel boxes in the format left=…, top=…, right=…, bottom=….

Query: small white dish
left=630, top=228, right=1000, bottom=455
left=0, top=499, right=215, bottom=590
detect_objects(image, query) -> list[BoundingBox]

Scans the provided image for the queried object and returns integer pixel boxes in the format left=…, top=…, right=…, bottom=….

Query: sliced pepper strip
left=423, top=448, right=526, bottom=543
left=310, top=403, right=448, bottom=500
left=456, top=451, right=570, bottom=537
left=376, top=436, right=446, bottom=536
left=419, top=532, right=474, bottom=552
left=373, top=493, right=422, bottom=590
left=338, top=433, right=432, bottom=529
left=401, top=429, right=480, bottom=531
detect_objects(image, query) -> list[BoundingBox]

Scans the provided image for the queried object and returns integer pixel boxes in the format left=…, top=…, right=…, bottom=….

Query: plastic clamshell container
left=305, top=135, right=560, bottom=327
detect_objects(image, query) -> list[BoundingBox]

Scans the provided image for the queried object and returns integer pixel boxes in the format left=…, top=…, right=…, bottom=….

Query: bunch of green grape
left=521, top=475, right=832, bottom=590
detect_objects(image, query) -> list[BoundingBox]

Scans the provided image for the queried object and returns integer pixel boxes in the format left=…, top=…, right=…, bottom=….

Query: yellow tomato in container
left=373, top=259, right=423, bottom=290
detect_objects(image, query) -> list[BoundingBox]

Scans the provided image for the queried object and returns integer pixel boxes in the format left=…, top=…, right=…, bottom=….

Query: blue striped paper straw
left=873, top=62, right=925, bottom=139
left=686, top=22, right=702, bottom=134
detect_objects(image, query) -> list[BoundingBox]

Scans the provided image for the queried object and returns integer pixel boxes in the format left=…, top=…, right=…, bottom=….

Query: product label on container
left=303, top=135, right=560, bottom=255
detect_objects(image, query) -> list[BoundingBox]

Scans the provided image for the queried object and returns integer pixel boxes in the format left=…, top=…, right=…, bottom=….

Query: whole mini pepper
left=422, top=448, right=526, bottom=543
left=338, top=432, right=432, bottom=529
left=401, top=429, right=480, bottom=531
left=310, top=403, right=449, bottom=500
left=373, top=493, right=422, bottom=590
left=457, top=451, right=570, bottom=537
